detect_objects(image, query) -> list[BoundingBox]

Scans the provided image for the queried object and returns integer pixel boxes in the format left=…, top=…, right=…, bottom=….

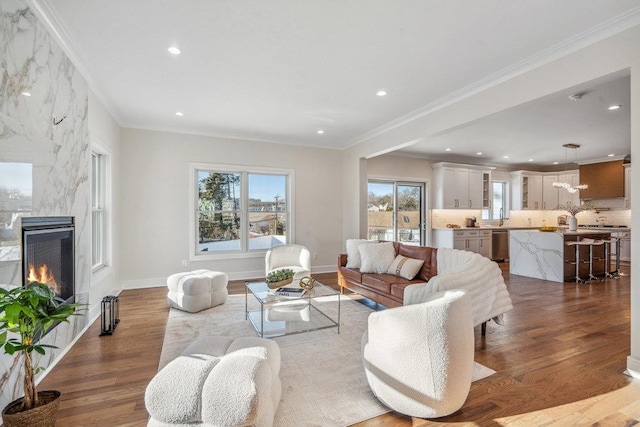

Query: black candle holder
left=100, top=295, right=120, bottom=336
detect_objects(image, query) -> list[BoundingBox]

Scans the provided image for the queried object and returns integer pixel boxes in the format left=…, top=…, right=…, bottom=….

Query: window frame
left=188, top=162, right=295, bottom=261
left=91, top=145, right=111, bottom=273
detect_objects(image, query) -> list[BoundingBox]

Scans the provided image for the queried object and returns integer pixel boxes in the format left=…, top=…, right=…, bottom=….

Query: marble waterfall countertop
left=508, top=229, right=613, bottom=283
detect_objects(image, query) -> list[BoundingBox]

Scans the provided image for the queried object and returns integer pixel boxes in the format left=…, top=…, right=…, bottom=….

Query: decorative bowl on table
left=539, top=226, right=558, bottom=232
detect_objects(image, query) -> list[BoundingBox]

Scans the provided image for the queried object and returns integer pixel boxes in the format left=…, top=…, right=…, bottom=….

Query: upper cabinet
left=433, top=163, right=493, bottom=209
left=512, top=170, right=580, bottom=210
left=557, top=171, right=580, bottom=206
left=542, top=174, right=559, bottom=210
left=511, top=171, right=542, bottom=210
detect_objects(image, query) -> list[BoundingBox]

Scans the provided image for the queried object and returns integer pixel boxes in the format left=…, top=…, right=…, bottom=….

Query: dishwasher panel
left=492, top=230, right=509, bottom=261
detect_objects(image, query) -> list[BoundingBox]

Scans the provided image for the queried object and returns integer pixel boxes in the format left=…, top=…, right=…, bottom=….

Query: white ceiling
left=35, top=0, right=639, bottom=167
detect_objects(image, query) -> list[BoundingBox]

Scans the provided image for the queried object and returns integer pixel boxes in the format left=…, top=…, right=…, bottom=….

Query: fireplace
left=22, top=217, right=75, bottom=304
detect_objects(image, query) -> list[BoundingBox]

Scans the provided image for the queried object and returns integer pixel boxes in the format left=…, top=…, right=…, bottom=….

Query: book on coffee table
left=274, top=287, right=306, bottom=298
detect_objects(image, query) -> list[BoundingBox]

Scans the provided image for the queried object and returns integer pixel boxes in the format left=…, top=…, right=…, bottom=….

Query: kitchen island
left=509, top=229, right=612, bottom=283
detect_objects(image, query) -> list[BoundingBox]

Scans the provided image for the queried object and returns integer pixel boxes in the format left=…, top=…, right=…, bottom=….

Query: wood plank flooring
left=38, top=267, right=639, bottom=426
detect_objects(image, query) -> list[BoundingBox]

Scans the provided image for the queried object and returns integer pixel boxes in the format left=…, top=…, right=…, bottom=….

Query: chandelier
left=552, top=143, right=588, bottom=193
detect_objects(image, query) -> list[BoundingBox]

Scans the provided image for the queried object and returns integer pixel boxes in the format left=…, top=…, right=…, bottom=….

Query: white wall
left=88, top=91, right=122, bottom=314
left=118, top=128, right=343, bottom=287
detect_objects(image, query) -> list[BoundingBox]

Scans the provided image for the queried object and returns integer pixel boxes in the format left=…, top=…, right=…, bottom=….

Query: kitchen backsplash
left=432, top=209, right=631, bottom=228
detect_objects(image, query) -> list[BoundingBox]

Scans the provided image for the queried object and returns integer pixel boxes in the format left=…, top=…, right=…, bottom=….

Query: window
left=367, top=180, right=425, bottom=245
left=190, top=163, right=293, bottom=259
left=482, top=181, right=509, bottom=220
left=91, top=151, right=106, bottom=271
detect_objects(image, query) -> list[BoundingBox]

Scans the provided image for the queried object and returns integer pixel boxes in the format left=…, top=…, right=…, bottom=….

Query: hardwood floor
left=38, top=267, right=639, bottom=426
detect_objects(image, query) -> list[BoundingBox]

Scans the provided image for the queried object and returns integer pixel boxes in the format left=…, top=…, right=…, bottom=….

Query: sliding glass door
left=367, top=180, right=425, bottom=246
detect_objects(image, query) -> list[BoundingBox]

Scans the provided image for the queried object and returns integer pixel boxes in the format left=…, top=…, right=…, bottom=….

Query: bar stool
left=565, top=239, right=590, bottom=283
left=601, top=236, right=618, bottom=279
left=584, top=238, right=604, bottom=283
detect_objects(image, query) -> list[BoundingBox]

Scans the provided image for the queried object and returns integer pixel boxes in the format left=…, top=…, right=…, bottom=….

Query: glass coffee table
left=245, top=280, right=341, bottom=338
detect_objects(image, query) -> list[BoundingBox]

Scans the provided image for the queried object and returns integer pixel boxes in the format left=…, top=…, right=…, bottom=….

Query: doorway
left=367, top=180, right=426, bottom=246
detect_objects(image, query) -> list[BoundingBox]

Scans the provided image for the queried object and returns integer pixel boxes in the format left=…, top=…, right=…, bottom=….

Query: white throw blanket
left=404, top=248, right=513, bottom=327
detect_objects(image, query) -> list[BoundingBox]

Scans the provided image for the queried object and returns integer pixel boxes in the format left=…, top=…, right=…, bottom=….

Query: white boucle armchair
left=362, top=290, right=474, bottom=418
left=404, top=247, right=513, bottom=330
left=265, top=244, right=311, bottom=280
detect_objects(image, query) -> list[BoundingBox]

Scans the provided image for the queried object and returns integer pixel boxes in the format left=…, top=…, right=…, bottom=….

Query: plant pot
left=267, top=278, right=293, bottom=289
left=2, top=390, right=61, bottom=427
left=568, top=216, right=578, bottom=231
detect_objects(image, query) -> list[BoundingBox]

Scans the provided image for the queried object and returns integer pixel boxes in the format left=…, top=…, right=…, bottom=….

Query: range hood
left=579, top=160, right=625, bottom=200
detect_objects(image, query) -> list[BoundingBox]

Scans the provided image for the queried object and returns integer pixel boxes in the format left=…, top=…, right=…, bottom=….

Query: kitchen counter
left=509, top=229, right=613, bottom=282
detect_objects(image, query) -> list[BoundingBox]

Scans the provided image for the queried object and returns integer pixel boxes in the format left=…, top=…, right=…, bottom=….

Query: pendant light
left=552, top=143, right=588, bottom=193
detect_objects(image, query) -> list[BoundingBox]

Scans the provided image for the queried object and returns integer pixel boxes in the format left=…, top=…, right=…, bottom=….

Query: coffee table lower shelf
left=247, top=303, right=339, bottom=338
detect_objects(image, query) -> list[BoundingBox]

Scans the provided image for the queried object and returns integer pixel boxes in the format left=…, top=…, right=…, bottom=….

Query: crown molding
left=26, top=0, right=126, bottom=126
left=346, top=6, right=640, bottom=149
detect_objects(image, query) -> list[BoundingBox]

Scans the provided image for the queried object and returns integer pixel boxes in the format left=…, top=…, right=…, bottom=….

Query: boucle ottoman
left=167, top=269, right=228, bottom=313
left=145, top=336, right=281, bottom=427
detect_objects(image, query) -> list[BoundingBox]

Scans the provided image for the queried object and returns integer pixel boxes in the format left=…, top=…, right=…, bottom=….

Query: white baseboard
left=120, top=265, right=337, bottom=290
left=625, top=355, right=640, bottom=378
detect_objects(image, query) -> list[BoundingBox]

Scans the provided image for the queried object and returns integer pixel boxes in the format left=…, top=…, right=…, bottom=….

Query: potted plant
left=0, top=282, right=83, bottom=427
left=265, top=268, right=295, bottom=289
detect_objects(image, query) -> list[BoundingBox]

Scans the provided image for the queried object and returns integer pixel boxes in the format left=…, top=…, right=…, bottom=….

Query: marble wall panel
left=0, top=0, right=90, bottom=411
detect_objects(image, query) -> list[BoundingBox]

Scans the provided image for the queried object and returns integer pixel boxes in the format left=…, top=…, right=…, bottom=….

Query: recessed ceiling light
left=168, top=46, right=181, bottom=55
left=608, top=153, right=615, bottom=157
left=445, top=148, right=452, bottom=152
left=476, top=152, right=483, bottom=155
left=553, top=161, right=559, bottom=165
left=528, top=159, right=534, bottom=162
left=503, top=155, right=509, bottom=159
left=317, top=130, right=324, bottom=134
left=376, top=90, right=387, bottom=97
left=21, top=91, right=31, bottom=97
left=568, top=93, right=583, bottom=101
left=175, top=111, right=184, bottom=116
left=608, top=104, right=621, bottom=110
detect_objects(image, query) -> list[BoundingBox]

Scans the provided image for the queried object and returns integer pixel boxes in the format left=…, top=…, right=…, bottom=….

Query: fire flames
left=27, top=263, right=60, bottom=295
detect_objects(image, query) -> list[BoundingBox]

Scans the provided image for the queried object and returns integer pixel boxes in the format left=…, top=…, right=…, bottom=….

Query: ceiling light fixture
left=376, top=90, right=387, bottom=97
left=445, top=148, right=452, bottom=152
left=528, top=159, right=534, bottom=162
left=317, top=130, right=324, bottom=134
left=608, top=153, right=615, bottom=157
left=552, top=143, right=588, bottom=193
left=476, top=152, right=483, bottom=155
left=503, top=155, right=509, bottom=159
left=167, top=46, right=181, bottom=55
left=21, top=91, right=31, bottom=97
left=568, top=93, right=584, bottom=101
left=608, top=104, right=621, bottom=110
left=175, top=111, right=184, bottom=116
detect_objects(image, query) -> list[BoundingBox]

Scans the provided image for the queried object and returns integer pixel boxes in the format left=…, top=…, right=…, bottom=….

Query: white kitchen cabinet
left=478, top=230, right=492, bottom=258
left=433, top=163, right=493, bottom=209
left=542, top=174, right=559, bottom=210
left=557, top=171, right=580, bottom=206
left=511, top=171, right=543, bottom=210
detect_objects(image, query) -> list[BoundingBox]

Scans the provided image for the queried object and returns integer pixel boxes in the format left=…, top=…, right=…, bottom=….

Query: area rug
left=159, top=294, right=496, bottom=426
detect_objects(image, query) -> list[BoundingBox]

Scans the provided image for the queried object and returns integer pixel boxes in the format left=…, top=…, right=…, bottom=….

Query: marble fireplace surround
left=0, top=0, right=91, bottom=411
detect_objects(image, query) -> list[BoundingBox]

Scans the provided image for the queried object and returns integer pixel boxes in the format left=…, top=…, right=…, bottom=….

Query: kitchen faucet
left=499, top=207, right=504, bottom=227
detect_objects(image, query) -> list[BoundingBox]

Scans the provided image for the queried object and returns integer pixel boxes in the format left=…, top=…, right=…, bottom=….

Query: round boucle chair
left=362, top=289, right=474, bottom=418
left=166, top=269, right=228, bottom=313
left=265, top=244, right=311, bottom=281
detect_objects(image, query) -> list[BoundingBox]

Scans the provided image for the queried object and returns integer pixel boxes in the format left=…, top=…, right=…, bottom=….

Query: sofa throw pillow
left=345, top=239, right=377, bottom=269
left=359, top=242, right=396, bottom=274
left=387, top=255, right=425, bottom=280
